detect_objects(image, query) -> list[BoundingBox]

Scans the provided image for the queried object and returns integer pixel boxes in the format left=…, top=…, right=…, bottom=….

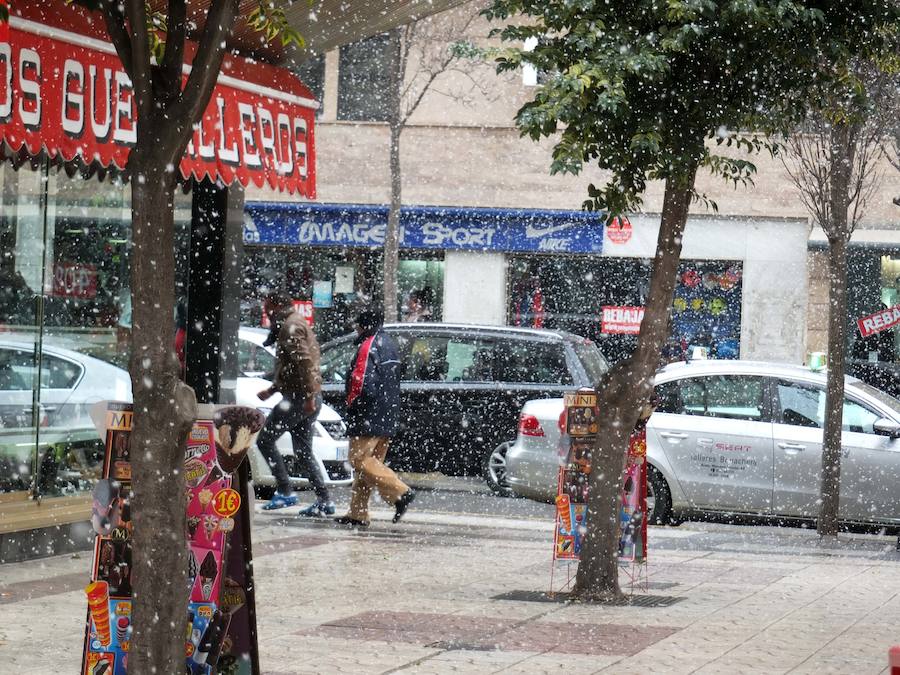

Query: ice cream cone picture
left=90, top=480, right=121, bottom=536
left=199, top=551, right=218, bottom=601
left=555, top=494, right=572, bottom=533
left=187, top=516, right=201, bottom=539
left=198, top=488, right=214, bottom=509
left=203, top=515, right=219, bottom=540
left=214, top=406, right=265, bottom=474
left=188, top=550, right=198, bottom=589
left=85, top=581, right=112, bottom=646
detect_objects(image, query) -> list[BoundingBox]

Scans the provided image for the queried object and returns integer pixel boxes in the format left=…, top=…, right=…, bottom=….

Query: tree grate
left=492, top=590, right=683, bottom=607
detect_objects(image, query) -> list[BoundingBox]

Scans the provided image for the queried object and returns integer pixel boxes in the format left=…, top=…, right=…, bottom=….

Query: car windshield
left=572, top=342, right=609, bottom=382
left=852, top=381, right=900, bottom=416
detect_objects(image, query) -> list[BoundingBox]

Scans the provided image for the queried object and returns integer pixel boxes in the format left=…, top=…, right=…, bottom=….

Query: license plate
left=335, top=445, right=349, bottom=461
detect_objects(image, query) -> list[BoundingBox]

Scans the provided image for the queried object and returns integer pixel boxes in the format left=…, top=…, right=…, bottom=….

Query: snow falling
left=2, top=1, right=900, bottom=673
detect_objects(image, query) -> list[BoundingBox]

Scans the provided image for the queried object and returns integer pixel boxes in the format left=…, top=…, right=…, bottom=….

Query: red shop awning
left=1, top=4, right=316, bottom=197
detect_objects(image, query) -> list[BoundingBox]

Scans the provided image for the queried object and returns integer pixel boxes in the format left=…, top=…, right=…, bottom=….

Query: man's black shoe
left=393, top=491, right=416, bottom=523
left=334, top=515, right=369, bottom=528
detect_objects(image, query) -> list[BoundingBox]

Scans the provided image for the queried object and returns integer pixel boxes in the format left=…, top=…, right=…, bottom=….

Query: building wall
left=442, top=251, right=507, bottom=324
left=806, top=250, right=830, bottom=355
left=245, top=0, right=900, bottom=362
left=603, top=214, right=809, bottom=363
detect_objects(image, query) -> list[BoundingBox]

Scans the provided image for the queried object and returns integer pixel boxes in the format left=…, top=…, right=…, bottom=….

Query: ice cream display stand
left=81, top=403, right=262, bottom=675
left=551, top=389, right=649, bottom=594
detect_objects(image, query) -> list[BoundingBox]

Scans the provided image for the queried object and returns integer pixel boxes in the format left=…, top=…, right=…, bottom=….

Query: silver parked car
left=505, top=360, right=900, bottom=528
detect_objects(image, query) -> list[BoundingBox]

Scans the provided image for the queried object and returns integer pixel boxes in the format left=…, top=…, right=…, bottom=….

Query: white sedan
left=505, top=359, right=900, bottom=529
left=237, top=327, right=351, bottom=491
left=0, top=329, right=350, bottom=494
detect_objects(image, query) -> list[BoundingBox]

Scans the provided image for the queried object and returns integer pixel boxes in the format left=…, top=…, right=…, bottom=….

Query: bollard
left=889, top=645, right=900, bottom=675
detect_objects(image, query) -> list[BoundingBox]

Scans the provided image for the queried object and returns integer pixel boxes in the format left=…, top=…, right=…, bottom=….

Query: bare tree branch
left=781, top=67, right=891, bottom=242
left=160, top=0, right=187, bottom=101
left=174, top=0, right=241, bottom=131
left=124, top=0, right=153, bottom=120
left=100, top=0, right=135, bottom=83
left=398, top=5, right=488, bottom=125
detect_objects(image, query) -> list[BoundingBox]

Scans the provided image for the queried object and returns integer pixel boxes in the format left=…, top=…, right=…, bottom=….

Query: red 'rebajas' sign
left=857, top=305, right=900, bottom=338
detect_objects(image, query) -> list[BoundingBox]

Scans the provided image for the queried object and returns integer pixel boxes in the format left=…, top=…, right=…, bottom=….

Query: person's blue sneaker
left=262, top=492, right=298, bottom=511
left=298, top=500, right=336, bottom=517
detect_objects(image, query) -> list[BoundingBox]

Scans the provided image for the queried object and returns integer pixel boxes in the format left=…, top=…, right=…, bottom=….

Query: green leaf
left=482, top=0, right=900, bottom=216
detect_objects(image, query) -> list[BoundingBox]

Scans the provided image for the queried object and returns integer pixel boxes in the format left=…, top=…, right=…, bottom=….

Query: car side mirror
left=873, top=418, right=900, bottom=439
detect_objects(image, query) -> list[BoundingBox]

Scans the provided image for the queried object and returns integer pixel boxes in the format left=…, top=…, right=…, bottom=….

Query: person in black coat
left=334, top=310, right=415, bottom=527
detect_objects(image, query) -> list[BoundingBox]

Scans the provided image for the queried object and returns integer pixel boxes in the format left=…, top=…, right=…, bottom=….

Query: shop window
left=294, top=53, right=325, bottom=115
left=338, top=33, right=396, bottom=122
left=507, top=256, right=742, bottom=366
left=399, top=257, right=443, bottom=323
left=0, top=157, right=193, bottom=499
left=241, top=245, right=445, bottom=344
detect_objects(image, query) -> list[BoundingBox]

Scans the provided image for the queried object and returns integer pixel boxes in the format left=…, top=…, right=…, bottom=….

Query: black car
left=319, top=323, right=608, bottom=493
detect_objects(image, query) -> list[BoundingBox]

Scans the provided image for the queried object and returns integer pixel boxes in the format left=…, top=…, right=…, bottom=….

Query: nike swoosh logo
left=524, top=222, right=576, bottom=238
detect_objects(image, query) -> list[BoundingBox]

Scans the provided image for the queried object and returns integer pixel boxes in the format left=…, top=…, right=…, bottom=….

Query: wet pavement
left=2, top=477, right=900, bottom=673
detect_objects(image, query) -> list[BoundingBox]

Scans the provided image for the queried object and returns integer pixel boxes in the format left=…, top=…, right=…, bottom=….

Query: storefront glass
left=241, top=245, right=444, bottom=343
left=508, top=255, right=743, bottom=365
left=0, top=158, right=191, bottom=498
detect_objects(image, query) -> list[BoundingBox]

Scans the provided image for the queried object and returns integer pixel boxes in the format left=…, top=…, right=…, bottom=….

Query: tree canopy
left=485, top=0, right=900, bottom=216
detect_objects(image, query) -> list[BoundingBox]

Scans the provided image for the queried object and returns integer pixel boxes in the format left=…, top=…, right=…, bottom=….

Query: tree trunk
left=818, top=235, right=848, bottom=536
left=127, top=150, right=198, bottom=672
left=572, top=166, right=696, bottom=601
left=383, top=28, right=404, bottom=322
left=384, top=120, right=402, bottom=322
left=818, top=122, right=854, bottom=537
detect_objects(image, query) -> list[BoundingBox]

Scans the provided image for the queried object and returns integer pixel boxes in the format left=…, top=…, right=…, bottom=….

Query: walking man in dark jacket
left=256, top=290, right=335, bottom=516
left=335, top=310, right=415, bottom=527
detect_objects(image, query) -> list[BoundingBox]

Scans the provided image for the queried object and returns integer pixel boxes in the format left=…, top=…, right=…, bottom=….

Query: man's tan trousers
left=347, top=436, right=409, bottom=522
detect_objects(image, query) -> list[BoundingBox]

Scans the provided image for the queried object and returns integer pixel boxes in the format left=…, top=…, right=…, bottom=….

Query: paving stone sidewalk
left=1, top=503, right=899, bottom=674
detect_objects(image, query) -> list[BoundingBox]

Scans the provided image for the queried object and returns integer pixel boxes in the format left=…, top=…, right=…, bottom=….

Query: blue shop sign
left=244, top=202, right=605, bottom=254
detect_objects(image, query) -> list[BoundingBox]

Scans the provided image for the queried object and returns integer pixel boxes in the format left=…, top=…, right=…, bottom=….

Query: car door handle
left=659, top=432, right=688, bottom=440
left=778, top=442, right=805, bottom=452
left=697, top=437, right=714, bottom=445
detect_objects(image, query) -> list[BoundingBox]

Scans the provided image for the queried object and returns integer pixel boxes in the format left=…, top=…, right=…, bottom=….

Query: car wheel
left=647, top=466, right=673, bottom=525
left=483, top=441, right=516, bottom=497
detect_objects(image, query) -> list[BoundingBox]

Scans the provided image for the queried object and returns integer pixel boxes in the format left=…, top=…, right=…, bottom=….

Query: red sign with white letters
left=607, top=216, right=632, bottom=244
left=601, top=305, right=645, bottom=335
left=261, top=300, right=314, bottom=329
left=52, top=261, right=97, bottom=299
left=1, top=10, right=316, bottom=196
left=857, top=305, right=900, bottom=338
